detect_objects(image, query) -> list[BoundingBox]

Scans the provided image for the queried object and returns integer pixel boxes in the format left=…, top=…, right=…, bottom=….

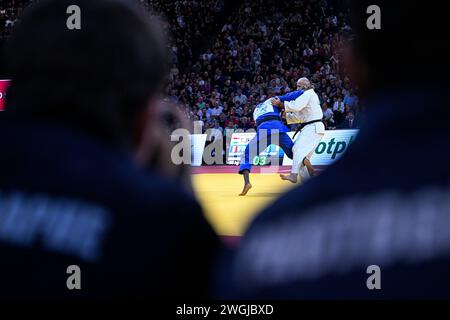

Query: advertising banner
left=227, top=132, right=283, bottom=166
left=0, top=80, right=10, bottom=111
left=227, top=129, right=359, bottom=166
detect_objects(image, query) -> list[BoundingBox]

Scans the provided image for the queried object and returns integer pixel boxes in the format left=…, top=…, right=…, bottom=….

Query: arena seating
left=0, top=0, right=360, bottom=132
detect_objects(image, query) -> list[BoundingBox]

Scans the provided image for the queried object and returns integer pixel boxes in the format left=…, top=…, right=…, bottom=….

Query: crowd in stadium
left=158, top=0, right=361, bottom=134
left=1, top=0, right=361, bottom=133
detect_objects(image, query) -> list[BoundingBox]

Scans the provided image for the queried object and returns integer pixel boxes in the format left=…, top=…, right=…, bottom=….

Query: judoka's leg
left=238, top=138, right=254, bottom=175
left=238, top=142, right=253, bottom=196
left=300, top=139, right=323, bottom=181
left=280, top=126, right=324, bottom=183
left=238, top=129, right=272, bottom=195
left=300, top=144, right=320, bottom=180
left=238, top=132, right=260, bottom=196
left=302, top=156, right=315, bottom=178
left=239, top=170, right=252, bottom=196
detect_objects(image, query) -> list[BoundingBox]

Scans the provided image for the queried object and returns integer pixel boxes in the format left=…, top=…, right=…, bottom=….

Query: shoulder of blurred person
left=215, top=0, right=450, bottom=299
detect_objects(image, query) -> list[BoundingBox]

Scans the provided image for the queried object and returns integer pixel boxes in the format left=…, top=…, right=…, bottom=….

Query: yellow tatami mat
left=193, top=173, right=296, bottom=236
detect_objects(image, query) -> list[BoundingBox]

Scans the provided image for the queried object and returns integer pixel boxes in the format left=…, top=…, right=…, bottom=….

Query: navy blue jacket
left=0, top=115, right=219, bottom=299
left=217, top=85, right=450, bottom=299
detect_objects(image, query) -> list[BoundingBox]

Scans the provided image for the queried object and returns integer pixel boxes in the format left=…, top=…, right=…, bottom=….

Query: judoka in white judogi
left=272, top=78, right=325, bottom=183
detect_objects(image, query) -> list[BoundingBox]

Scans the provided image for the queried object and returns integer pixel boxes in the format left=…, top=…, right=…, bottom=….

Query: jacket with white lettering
left=216, top=85, right=450, bottom=299
left=0, top=115, right=220, bottom=299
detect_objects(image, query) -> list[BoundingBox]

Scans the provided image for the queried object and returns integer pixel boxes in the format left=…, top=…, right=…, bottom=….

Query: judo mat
left=192, top=166, right=298, bottom=237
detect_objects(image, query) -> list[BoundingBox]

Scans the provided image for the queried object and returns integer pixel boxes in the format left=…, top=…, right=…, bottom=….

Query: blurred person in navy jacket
left=216, top=0, right=450, bottom=299
left=0, top=0, right=219, bottom=299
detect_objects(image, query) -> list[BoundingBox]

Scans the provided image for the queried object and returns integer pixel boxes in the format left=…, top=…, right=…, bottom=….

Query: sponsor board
left=227, top=132, right=283, bottom=166
left=227, top=130, right=358, bottom=166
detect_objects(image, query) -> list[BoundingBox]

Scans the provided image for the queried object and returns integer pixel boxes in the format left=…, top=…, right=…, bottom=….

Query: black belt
left=256, top=115, right=282, bottom=127
left=293, top=119, right=323, bottom=139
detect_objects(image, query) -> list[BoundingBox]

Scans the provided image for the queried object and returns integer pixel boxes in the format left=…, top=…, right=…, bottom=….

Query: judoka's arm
left=277, top=89, right=304, bottom=102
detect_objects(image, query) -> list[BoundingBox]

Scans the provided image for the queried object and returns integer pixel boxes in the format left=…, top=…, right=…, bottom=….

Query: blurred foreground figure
left=217, top=1, right=450, bottom=299
left=0, top=0, right=218, bottom=299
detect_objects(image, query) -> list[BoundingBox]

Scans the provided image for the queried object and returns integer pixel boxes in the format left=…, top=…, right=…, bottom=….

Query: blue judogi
left=238, top=90, right=304, bottom=174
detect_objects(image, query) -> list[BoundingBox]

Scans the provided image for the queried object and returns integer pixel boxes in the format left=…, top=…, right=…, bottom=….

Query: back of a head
left=4, top=0, right=167, bottom=146
left=348, top=0, right=449, bottom=95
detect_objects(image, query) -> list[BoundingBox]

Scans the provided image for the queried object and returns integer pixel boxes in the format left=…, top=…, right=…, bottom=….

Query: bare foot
left=280, top=174, right=298, bottom=183
left=239, top=183, right=252, bottom=196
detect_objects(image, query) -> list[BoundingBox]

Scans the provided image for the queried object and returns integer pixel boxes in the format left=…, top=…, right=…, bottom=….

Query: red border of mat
left=192, top=165, right=326, bottom=174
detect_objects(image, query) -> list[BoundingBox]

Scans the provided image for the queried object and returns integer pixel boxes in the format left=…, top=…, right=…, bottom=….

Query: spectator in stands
left=193, top=114, right=204, bottom=133
left=332, top=96, right=345, bottom=125
left=0, top=0, right=219, bottom=299
left=339, top=110, right=356, bottom=129
left=322, top=102, right=335, bottom=128
left=333, top=96, right=345, bottom=113
left=233, top=89, right=247, bottom=106
left=343, top=88, right=358, bottom=108
left=239, top=116, right=252, bottom=131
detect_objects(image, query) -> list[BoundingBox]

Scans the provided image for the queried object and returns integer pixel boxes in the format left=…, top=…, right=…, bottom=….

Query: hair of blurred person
left=347, top=0, right=449, bottom=96
left=4, top=0, right=167, bottom=149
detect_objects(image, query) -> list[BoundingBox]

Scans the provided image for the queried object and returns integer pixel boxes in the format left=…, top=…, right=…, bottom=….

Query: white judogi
left=285, top=88, right=325, bottom=177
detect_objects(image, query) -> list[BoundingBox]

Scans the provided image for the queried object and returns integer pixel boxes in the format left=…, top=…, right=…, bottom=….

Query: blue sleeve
left=278, top=89, right=304, bottom=102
